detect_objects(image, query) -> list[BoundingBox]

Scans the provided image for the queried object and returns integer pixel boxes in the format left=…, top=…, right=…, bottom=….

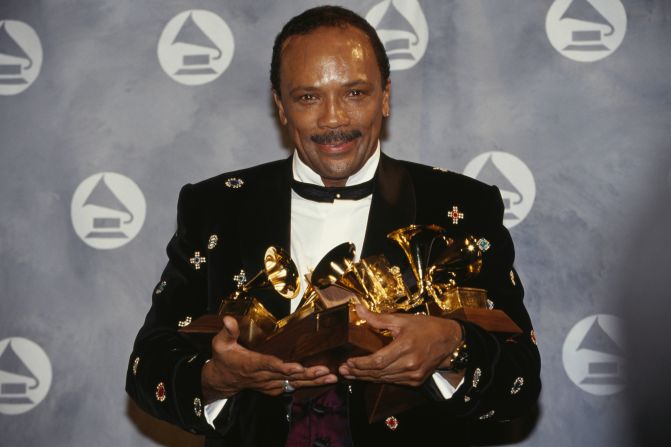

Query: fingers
left=288, top=365, right=330, bottom=379
left=217, top=315, right=240, bottom=344
left=255, top=354, right=304, bottom=376
left=256, top=372, right=338, bottom=397
left=342, top=337, right=406, bottom=371
left=355, top=304, right=407, bottom=339
left=290, top=374, right=338, bottom=389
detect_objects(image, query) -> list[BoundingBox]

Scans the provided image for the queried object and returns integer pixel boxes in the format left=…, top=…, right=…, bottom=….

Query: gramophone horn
left=311, top=242, right=356, bottom=289
left=262, top=246, right=300, bottom=300
left=386, top=224, right=448, bottom=303
left=236, top=246, right=300, bottom=300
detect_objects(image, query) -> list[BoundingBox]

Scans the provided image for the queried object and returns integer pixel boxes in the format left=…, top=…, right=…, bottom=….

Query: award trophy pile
left=180, top=224, right=521, bottom=422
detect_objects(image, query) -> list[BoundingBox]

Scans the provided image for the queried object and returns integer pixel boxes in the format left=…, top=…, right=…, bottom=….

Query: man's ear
left=272, top=90, right=288, bottom=126
left=382, top=79, right=391, bottom=118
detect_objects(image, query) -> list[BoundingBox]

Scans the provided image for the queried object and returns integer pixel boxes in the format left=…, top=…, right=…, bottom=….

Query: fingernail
left=325, top=375, right=337, bottom=383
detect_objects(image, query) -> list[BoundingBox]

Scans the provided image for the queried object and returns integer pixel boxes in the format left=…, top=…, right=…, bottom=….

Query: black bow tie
left=290, top=178, right=375, bottom=203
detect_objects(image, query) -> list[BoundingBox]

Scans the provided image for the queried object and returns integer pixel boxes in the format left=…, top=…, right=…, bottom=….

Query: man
left=126, top=6, right=540, bottom=447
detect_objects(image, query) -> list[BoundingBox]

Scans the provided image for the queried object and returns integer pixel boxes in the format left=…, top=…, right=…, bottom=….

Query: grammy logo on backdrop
left=0, top=341, right=38, bottom=405
left=171, top=13, right=221, bottom=76
left=463, top=152, right=536, bottom=229
left=157, top=10, right=235, bottom=86
left=366, top=0, right=428, bottom=71
left=0, top=337, right=52, bottom=415
left=546, top=0, right=627, bottom=62
left=560, top=0, right=615, bottom=52
left=0, top=22, right=31, bottom=85
left=563, top=314, right=625, bottom=396
left=71, top=172, right=146, bottom=250
left=82, top=175, right=134, bottom=240
left=0, top=20, right=42, bottom=95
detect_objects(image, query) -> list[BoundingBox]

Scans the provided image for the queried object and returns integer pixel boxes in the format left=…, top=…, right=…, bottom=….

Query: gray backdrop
left=1, top=0, right=669, bottom=446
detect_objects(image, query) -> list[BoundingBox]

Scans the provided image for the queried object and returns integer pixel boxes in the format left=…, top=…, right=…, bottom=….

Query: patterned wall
left=1, top=1, right=669, bottom=445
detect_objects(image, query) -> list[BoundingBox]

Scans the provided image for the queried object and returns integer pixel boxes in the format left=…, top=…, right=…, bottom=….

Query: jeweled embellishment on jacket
left=207, top=234, right=219, bottom=250
left=447, top=206, right=464, bottom=224
left=155, top=382, right=166, bottom=402
left=177, top=316, right=192, bottom=328
left=225, top=177, right=244, bottom=189
left=433, top=166, right=449, bottom=172
left=530, top=330, right=537, bottom=345
left=510, top=270, right=516, bottom=285
left=233, top=269, right=247, bottom=287
left=189, top=251, right=206, bottom=270
left=132, top=357, right=140, bottom=376
left=477, top=238, right=491, bottom=252
left=155, top=280, right=167, bottom=294
left=385, top=416, right=399, bottom=430
left=193, top=397, right=203, bottom=417
left=511, top=377, right=524, bottom=395
left=473, top=368, right=482, bottom=388
left=479, top=410, right=495, bottom=420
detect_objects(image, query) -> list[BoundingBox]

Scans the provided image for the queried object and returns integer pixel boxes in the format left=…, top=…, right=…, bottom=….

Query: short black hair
left=270, top=5, right=390, bottom=94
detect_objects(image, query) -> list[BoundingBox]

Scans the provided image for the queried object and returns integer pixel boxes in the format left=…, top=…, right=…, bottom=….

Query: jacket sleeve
left=433, top=185, right=541, bottom=422
left=125, top=184, right=235, bottom=436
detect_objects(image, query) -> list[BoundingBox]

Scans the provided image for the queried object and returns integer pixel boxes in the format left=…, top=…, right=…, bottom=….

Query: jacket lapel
left=361, top=154, right=416, bottom=259
left=238, top=157, right=292, bottom=318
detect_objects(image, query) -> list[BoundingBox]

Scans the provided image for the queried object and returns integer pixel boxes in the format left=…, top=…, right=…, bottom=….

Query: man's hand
left=338, top=304, right=464, bottom=387
left=201, top=316, right=337, bottom=403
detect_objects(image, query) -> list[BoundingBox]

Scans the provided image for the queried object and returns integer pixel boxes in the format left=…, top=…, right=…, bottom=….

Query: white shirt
left=205, top=142, right=460, bottom=426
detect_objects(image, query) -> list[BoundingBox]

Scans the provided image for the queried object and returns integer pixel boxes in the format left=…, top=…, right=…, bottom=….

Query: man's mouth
left=311, top=130, right=362, bottom=147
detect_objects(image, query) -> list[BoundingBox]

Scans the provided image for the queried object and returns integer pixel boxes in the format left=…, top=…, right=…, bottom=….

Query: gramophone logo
left=546, top=0, right=627, bottom=62
left=157, top=10, right=234, bottom=86
left=71, top=172, right=146, bottom=250
left=0, top=20, right=42, bottom=95
left=366, top=0, right=429, bottom=71
left=463, top=152, right=536, bottom=229
left=0, top=337, right=52, bottom=415
left=563, top=314, right=624, bottom=395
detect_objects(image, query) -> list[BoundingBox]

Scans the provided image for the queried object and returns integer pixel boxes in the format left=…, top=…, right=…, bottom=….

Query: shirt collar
left=292, top=141, right=381, bottom=187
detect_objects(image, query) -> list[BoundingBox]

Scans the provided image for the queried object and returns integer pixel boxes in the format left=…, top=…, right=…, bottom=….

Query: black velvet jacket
left=126, top=154, right=541, bottom=446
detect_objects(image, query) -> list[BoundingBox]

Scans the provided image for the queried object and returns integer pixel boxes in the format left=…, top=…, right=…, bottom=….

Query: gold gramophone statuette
left=335, top=224, right=491, bottom=317
left=276, top=242, right=358, bottom=330
left=179, top=246, right=301, bottom=346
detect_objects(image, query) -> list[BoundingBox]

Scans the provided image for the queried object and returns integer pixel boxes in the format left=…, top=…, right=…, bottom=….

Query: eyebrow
left=288, top=80, right=373, bottom=96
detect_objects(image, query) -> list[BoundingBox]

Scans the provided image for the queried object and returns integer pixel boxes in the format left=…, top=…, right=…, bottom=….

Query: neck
left=321, top=177, right=347, bottom=187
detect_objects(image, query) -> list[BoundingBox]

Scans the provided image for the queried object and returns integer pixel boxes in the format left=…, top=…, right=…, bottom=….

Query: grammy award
left=179, top=224, right=521, bottom=422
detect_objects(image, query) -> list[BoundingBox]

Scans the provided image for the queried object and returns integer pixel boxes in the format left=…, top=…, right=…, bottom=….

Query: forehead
left=279, top=25, right=380, bottom=89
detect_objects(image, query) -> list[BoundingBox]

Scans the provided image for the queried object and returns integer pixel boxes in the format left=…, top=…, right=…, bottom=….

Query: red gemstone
left=155, top=382, right=166, bottom=402
left=385, top=416, right=399, bottom=431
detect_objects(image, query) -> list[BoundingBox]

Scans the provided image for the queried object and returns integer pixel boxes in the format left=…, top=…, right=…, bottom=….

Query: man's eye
left=348, top=89, right=364, bottom=97
left=299, top=94, right=317, bottom=102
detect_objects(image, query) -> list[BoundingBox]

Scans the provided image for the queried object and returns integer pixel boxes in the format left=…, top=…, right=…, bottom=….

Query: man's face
left=273, top=25, right=390, bottom=187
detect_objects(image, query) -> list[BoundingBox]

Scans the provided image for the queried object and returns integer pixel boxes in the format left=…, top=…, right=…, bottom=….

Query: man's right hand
left=201, top=315, right=338, bottom=403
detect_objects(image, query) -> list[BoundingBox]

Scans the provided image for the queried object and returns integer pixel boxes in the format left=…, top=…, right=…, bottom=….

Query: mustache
left=310, top=130, right=362, bottom=145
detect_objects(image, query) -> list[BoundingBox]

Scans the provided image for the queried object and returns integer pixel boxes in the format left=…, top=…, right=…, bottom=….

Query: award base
left=179, top=298, right=277, bottom=347
left=179, top=294, right=522, bottom=422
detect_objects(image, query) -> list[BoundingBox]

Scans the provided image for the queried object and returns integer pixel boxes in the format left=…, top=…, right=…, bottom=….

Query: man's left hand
left=338, top=304, right=463, bottom=387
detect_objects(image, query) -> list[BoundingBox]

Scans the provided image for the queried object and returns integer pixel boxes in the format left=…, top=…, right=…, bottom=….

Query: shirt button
left=335, top=193, right=341, bottom=199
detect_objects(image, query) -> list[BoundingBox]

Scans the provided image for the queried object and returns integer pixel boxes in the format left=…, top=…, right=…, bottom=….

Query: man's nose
left=317, top=97, right=350, bottom=129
